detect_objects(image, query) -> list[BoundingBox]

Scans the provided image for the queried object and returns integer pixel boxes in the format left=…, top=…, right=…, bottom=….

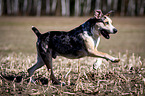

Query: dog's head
left=94, top=10, right=117, bottom=39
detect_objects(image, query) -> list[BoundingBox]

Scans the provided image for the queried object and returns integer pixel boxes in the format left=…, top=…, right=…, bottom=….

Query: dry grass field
left=0, top=17, right=145, bottom=95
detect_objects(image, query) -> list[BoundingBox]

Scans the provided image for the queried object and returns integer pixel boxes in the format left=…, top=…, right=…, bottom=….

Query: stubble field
left=0, top=17, right=145, bottom=95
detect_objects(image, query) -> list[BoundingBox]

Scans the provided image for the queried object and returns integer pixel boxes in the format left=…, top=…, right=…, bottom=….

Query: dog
left=28, top=10, right=120, bottom=85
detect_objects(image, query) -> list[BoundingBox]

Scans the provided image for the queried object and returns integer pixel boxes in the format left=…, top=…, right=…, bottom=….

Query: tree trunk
left=51, top=0, right=57, bottom=15
left=102, top=0, right=107, bottom=12
left=46, top=0, right=50, bottom=15
left=131, top=0, right=135, bottom=16
left=36, top=0, right=41, bottom=16
left=139, top=0, right=144, bottom=16
left=121, top=0, right=125, bottom=16
left=107, top=0, right=112, bottom=12
left=137, top=0, right=141, bottom=16
left=7, top=0, right=11, bottom=15
left=84, top=0, right=91, bottom=16
left=66, top=0, right=70, bottom=16
left=0, top=0, right=2, bottom=16
left=23, top=0, right=28, bottom=15
left=28, top=0, right=32, bottom=15
left=13, top=0, right=19, bottom=15
left=95, top=0, right=101, bottom=10
left=33, top=0, right=37, bottom=15
left=61, top=0, right=66, bottom=16
left=75, top=0, right=80, bottom=16
left=113, top=0, right=118, bottom=11
left=127, top=0, right=135, bottom=16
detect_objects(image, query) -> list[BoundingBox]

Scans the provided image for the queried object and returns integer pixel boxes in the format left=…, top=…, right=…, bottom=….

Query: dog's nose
left=113, top=28, right=117, bottom=33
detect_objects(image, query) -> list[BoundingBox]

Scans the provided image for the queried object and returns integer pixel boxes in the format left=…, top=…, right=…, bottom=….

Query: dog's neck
left=91, top=25, right=101, bottom=39
left=81, top=17, right=101, bottom=36
left=91, top=25, right=101, bottom=48
left=81, top=17, right=101, bottom=49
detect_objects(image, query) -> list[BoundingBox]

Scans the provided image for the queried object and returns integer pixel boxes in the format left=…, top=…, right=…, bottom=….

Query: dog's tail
left=32, top=26, right=41, bottom=37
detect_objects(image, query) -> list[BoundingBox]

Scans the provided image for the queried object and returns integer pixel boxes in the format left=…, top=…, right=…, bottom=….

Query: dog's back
left=49, top=31, right=88, bottom=58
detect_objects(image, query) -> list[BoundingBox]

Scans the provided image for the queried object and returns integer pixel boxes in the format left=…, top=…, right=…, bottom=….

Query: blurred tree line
left=0, top=0, right=144, bottom=16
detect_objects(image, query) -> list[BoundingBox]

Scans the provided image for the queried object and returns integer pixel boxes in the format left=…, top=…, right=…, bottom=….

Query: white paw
left=93, top=58, right=102, bottom=70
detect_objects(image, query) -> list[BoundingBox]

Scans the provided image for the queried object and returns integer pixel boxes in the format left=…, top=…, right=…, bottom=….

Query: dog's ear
left=94, top=10, right=103, bottom=19
left=105, top=10, right=114, bottom=16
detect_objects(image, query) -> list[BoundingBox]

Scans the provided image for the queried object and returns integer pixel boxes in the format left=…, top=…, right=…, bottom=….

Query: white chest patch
left=82, top=31, right=100, bottom=51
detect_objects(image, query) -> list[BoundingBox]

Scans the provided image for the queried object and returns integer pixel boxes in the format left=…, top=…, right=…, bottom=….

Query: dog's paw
left=93, top=58, right=103, bottom=70
left=111, top=58, right=120, bottom=63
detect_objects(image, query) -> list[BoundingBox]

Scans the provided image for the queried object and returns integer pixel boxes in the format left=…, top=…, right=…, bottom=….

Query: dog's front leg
left=84, top=35, right=120, bottom=62
left=89, top=49, right=120, bottom=62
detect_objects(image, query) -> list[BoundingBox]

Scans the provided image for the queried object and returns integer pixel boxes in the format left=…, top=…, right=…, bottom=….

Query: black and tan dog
left=28, top=10, right=120, bottom=85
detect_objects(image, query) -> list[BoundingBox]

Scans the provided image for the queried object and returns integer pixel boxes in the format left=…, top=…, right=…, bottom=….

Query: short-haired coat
left=28, top=10, right=120, bottom=85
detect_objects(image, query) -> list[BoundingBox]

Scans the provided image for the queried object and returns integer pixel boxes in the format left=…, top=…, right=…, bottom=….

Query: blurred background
left=0, top=0, right=144, bottom=16
left=0, top=0, right=145, bottom=59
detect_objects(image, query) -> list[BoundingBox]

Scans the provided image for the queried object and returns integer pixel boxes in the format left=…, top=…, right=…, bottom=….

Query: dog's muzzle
left=99, top=28, right=110, bottom=39
left=99, top=28, right=118, bottom=39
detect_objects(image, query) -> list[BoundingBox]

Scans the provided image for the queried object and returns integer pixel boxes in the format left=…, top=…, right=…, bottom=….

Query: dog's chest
left=82, top=31, right=100, bottom=51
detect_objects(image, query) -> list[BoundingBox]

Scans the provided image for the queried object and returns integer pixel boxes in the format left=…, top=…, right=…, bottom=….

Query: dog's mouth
left=99, top=28, right=110, bottom=39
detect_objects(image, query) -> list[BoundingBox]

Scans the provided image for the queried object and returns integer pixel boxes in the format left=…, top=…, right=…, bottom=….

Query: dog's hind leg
left=28, top=53, right=44, bottom=77
left=37, top=46, right=61, bottom=85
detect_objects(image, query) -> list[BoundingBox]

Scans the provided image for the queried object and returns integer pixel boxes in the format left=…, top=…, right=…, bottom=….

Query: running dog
left=28, top=10, right=120, bottom=85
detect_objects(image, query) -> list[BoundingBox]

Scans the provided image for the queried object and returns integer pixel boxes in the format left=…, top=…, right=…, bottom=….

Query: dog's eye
left=105, top=22, right=109, bottom=25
